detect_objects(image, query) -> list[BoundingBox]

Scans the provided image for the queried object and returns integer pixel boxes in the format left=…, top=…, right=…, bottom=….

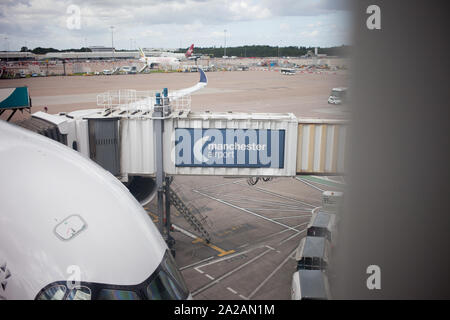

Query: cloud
left=210, top=31, right=229, bottom=39
left=229, top=1, right=272, bottom=20
left=279, top=23, right=290, bottom=32
left=0, top=0, right=351, bottom=49
left=140, top=30, right=163, bottom=38
left=300, top=30, right=319, bottom=38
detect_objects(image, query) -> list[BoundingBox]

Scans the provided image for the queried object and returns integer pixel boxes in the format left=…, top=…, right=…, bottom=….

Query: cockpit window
left=35, top=250, right=190, bottom=300
left=37, top=285, right=66, bottom=300
left=66, top=286, right=92, bottom=300
left=97, top=289, right=140, bottom=300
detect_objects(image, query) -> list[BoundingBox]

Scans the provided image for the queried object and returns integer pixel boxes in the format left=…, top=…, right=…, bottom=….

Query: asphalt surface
left=1, top=70, right=349, bottom=122
left=146, top=176, right=344, bottom=300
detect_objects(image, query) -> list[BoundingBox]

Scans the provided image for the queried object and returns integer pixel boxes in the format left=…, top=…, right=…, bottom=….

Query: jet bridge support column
left=153, top=89, right=175, bottom=252
left=153, top=94, right=164, bottom=235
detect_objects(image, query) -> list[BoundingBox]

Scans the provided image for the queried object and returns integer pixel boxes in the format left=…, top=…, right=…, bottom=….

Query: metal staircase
left=168, top=186, right=211, bottom=243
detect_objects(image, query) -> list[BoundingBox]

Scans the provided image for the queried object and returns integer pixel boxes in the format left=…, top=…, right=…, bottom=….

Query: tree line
left=178, top=45, right=350, bottom=57
left=20, top=47, right=92, bottom=54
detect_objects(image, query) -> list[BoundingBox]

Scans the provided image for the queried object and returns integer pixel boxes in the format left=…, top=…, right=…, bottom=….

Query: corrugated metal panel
left=120, top=118, right=156, bottom=176
left=296, top=119, right=348, bottom=175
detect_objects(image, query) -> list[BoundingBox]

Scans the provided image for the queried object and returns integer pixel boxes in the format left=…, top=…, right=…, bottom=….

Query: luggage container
left=307, top=211, right=336, bottom=241
left=322, top=190, right=344, bottom=213
left=295, top=236, right=330, bottom=271
left=291, top=270, right=330, bottom=300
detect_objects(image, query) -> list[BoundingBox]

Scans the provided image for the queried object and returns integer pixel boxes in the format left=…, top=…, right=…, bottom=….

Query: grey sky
left=0, top=0, right=351, bottom=50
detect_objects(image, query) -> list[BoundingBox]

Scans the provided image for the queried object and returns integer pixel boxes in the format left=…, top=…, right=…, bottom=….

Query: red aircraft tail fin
left=185, top=44, right=194, bottom=57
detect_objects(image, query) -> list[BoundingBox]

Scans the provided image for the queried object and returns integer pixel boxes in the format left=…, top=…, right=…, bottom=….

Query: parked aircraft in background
left=139, top=48, right=180, bottom=72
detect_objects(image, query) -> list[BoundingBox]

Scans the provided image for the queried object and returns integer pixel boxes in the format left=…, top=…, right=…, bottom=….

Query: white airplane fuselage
left=0, top=121, right=191, bottom=300
left=141, top=56, right=180, bottom=69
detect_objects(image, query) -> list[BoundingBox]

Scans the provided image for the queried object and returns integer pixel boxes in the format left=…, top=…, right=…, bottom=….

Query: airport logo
left=175, top=128, right=285, bottom=168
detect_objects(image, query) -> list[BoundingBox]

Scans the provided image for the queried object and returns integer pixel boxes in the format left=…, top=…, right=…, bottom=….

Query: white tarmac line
left=195, top=246, right=260, bottom=271
left=272, top=214, right=312, bottom=220
left=236, top=222, right=308, bottom=249
left=278, top=228, right=307, bottom=245
left=236, top=182, right=317, bottom=208
left=193, top=180, right=245, bottom=191
left=180, top=256, right=215, bottom=271
left=172, top=223, right=198, bottom=240
left=251, top=209, right=312, bottom=213
left=295, top=177, right=325, bottom=192
left=194, top=190, right=301, bottom=233
left=312, top=175, right=346, bottom=185
left=191, top=248, right=273, bottom=296
left=205, top=274, right=215, bottom=280
left=208, top=193, right=312, bottom=209
left=195, top=267, right=205, bottom=274
left=247, top=249, right=297, bottom=300
left=227, top=287, right=237, bottom=295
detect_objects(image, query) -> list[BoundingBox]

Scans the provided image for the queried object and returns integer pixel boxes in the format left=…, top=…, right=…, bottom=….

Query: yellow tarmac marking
left=192, top=238, right=235, bottom=257
left=147, top=209, right=234, bottom=257
left=146, top=210, right=159, bottom=223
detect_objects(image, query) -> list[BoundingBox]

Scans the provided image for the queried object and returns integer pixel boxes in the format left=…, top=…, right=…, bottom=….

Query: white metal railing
left=97, top=89, right=191, bottom=114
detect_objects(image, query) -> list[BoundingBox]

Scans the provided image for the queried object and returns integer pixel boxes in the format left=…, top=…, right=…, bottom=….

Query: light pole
left=224, top=29, right=227, bottom=57
left=110, top=26, right=115, bottom=60
left=4, top=37, right=8, bottom=62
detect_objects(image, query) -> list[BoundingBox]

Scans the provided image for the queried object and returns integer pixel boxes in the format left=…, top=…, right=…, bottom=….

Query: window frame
left=35, top=250, right=189, bottom=300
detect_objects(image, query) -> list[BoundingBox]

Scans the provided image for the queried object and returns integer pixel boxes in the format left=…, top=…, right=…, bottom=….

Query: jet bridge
left=32, top=106, right=348, bottom=178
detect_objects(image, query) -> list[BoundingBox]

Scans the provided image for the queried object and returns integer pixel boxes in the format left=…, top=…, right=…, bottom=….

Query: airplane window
left=37, top=285, right=66, bottom=300
left=66, top=286, right=92, bottom=300
left=97, top=289, right=140, bottom=300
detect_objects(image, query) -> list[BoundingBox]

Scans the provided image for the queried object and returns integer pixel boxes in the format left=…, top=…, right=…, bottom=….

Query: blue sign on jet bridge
left=175, top=128, right=285, bottom=168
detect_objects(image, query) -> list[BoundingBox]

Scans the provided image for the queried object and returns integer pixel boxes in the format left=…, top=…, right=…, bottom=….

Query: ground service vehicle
left=327, top=87, right=347, bottom=105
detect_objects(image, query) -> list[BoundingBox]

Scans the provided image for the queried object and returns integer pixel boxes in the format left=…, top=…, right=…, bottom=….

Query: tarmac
left=0, top=70, right=349, bottom=122
left=155, top=175, right=344, bottom=300
left=0, top=69, right=349, bottom=299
